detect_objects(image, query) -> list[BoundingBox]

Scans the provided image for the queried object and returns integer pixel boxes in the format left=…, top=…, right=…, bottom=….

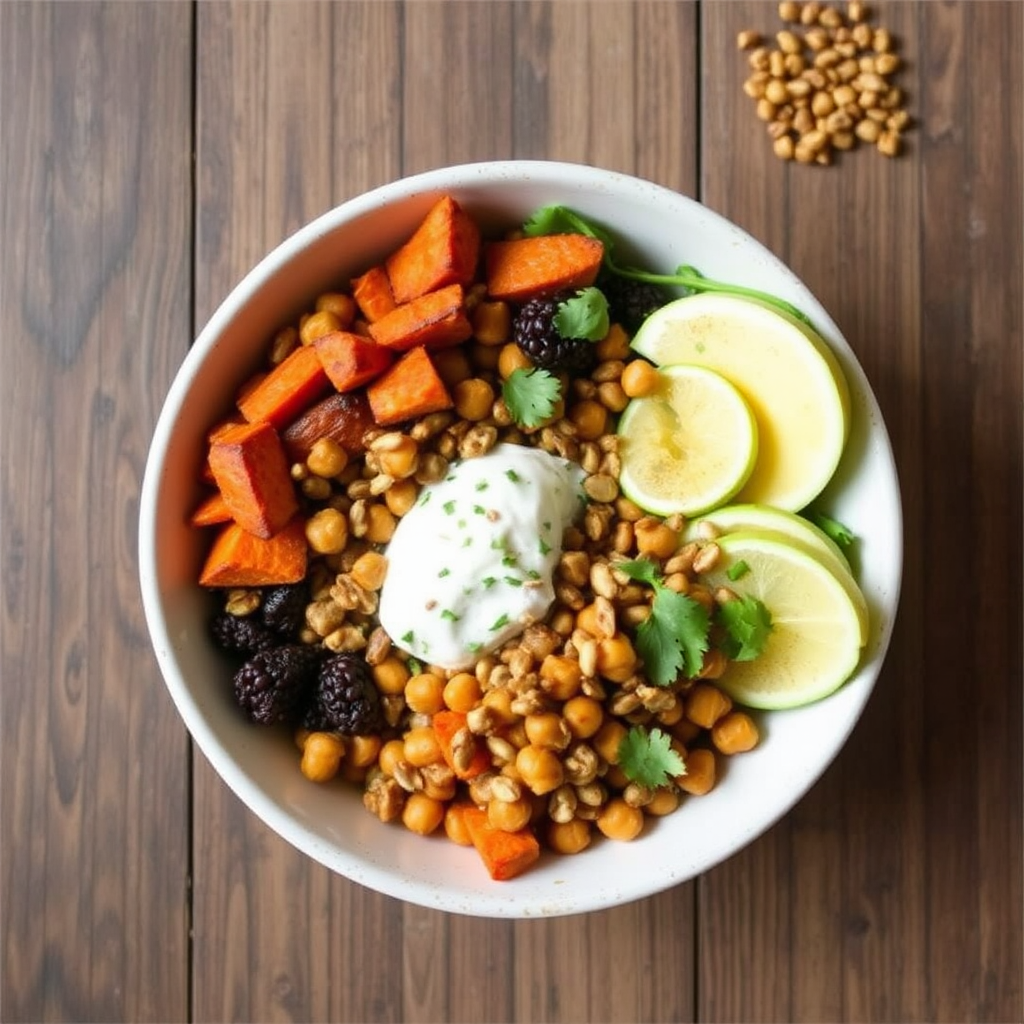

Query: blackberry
left=600, top=275, right=670, bottom=334
left=233, top=644, right=322, bottom=726
left=210, top=612, right=278, bottom=656
left=305, top=653, right=382, bottom=735
left=260, top=582, right=309, bottom=638
left=513, top=291, right=598, bottom=375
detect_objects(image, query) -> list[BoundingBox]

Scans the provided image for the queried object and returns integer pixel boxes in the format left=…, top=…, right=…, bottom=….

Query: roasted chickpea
left=453, top=377, right=496, bottom=421
left=305, top=508, right=349, bottom=555
left=403, top=725, right=443, bottom=767
left=515, top=745, right=564, bottom=795
left=402, top=792, right=445, bottom=835
left=562, top=695, right=604, bottom=739
left=373, top=655, right=410, bottom=695
left=596, top=798, right=645, bottom=841
left=300, top=732, right=345, bottom=783
left=306, top=437, right=348, bottom=478
left=443, top=672, right=481, bottom=714
left=405, top=672, right=446, bottom=715
left=547, top=817, right=592, bottom=855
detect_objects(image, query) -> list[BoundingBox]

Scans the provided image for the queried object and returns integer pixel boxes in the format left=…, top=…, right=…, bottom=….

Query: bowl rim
left=139, top=159, right=903, bottom=916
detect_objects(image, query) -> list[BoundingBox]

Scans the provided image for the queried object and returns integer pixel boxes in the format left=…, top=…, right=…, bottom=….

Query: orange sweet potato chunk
left=207, top=420, right=298, bottom=539
left=237, top=344, right=332, bottom=430
left=190, top=490, right=233, bottom=527
left=432, top=710, right=491, bottom=780
left=462, top=805, right=541, bottom=881
left=313, top=330, right=393, bottom=393
left=484, top=234, right=604, bottom=301
left=281, top=390, right=376, bottom=462
left=385, top=195, right=481, bottom=304
left=366, top=346, right=453, bottom=426
left=367, top=284, right=473, bottom=352
left=351, top=265, right=397, bottom=323
left=198, top=517, right=308, bottom=588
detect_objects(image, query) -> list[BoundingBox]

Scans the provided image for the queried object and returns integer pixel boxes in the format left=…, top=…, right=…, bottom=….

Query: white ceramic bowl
left=139, top=161, right=902, bottom=917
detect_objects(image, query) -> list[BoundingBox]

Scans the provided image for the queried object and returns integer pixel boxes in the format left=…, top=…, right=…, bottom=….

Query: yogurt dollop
left=378, top=443, right=585, bottom=670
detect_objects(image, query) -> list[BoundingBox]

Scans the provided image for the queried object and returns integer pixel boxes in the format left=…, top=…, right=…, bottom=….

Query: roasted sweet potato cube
left=198, top=517, right=308, bottom=588
left=237, top=344, right=331, bottom=429
left=281, top=390, right=377, bottom=462
left=207, top=420, right=298, bottom=539
left=385, top=195, right=481, bottom=304
left=313, top=330, right=393, bottom=392
left=367, top=284, right=473, bottom=352
left=366, top=346, right=453, bottom=426
left=484, top=234, right=605, bottom=301
left=351, top=265, right=397, bottom=323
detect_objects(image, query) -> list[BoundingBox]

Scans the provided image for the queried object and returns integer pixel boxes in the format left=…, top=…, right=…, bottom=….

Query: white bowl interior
left=139, top=161, right=902, bottom=917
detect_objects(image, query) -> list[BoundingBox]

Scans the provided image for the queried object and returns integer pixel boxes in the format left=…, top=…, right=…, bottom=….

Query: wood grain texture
left=0, top=2, right=193, bottom=1020
left=3, top=1, right=1021, bottom=1022
left=699, top=3, right=1022, bottom=1022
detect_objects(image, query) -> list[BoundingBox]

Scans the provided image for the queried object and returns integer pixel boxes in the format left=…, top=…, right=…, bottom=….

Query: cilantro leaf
left=553, top=287, right=610, bottom=341
left=716, top=594, right=773, bottom=662
left=618, top=726, right=686, bottom=789
left=522, top=205, right=614, bottom=248
left=501, top=367, right=560, bottom=429
left=616, top=557, right=663, bottom=586
left=636, top=586, right=710, bottom=686
left=806, top=510, right=855, bottom=550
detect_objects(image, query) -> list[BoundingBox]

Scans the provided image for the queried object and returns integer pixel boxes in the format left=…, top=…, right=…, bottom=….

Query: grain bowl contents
left=191, top=195, right=868, bottom=880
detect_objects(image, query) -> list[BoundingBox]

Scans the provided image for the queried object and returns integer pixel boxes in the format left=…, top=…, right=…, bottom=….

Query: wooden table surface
left=2, top=2, right=1021, bottom=1021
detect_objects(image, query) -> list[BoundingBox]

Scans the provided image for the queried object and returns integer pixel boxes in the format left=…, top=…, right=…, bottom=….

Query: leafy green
left=553, top=287, right=610, bottom=341
left=522, top=203, right=813, bottom=327
left=637, top=585, right=711, bottom=686
left=716, top=594, right=773, bottom=662
left=618, top=726, right=686, bottom=789
left=807, top=510, right=855, bottom=550
left=615, top=557, right=662, bottom=587
left=501, top=367, right=560, bottom=429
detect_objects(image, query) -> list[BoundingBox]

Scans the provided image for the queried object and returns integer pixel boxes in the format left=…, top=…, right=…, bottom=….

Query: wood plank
left=191, top=4, right=406, bottom=1021
left=698, top=2, right=1022, bottom=1021
left=0, top=1, right=193, bottom=1020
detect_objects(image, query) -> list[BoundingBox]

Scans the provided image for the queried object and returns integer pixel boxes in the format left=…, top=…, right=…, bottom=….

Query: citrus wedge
left=617, top=363, right=758, bottom=517
left=630, top=293, right=850, bottom=512
left=701, top=531, right=864, bottom=710
left=685, top=503, right=869, bottom=644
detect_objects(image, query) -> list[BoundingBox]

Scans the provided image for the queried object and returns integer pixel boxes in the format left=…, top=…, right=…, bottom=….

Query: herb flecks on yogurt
left=378, top=444, right=585, bottom=669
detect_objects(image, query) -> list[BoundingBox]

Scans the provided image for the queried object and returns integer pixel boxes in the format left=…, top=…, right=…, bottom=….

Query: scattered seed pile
left=738, top=1, right=911, bottom=165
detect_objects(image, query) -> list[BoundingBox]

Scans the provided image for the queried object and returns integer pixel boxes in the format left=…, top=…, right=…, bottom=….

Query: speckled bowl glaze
left=139, top=161, right=902, bottom=917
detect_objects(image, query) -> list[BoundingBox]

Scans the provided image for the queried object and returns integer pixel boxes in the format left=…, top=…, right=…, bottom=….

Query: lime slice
left=701, top=531, right=864, bottom=710
left=617, top=363, right=758, bottom=517
left=631, top=293, right=850, bottom=512
left=685, top=503, right=869, bottom=644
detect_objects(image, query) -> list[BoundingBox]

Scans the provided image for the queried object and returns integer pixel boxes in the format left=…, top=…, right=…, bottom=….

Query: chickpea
left=678, top=747, right=717, bottom=795
left=403, top=725, right=442, bottom=767
left=383, top=477, right=418, bottom=517
left=595, top=634, right=638, bottom=683
left=443, top=672, right=481, bottom=714
left=569, top=399, right=608, bottom=441
left=487, top=796, right=533, bottom=833
left=596, top=380, right=629, bottom=412
left=471, top=299, right=512, bottom=345
left=346, top=734, right=381, bottom=769
left=481, top=687, right=517, bottom=727
left=453, top=378, right=496, bottom=421
left=538, top=654, right=582, bottom=700
left=299, top=309, right=341, bottom=346
left=378, top=738, right=407, bottom=777
left=524, top=712, right=571, bottom=751
left=305, top=508, right=349, bottom=555
left=620, top=359, right=660, bottom=398
left=515, top=745, right=564, bottom=795
left=634, top=519, right=679, bottom=559
left=444, top=804, right=474, bottom=846
left=306, top=437, right=348, bottom=478
left=374, top=434, right=419, bottom=479
left=498, top=341, right=533, bottom=379
left=596, top=798, right=645, bottom=841
left=300, top=732, right=345, bottom=783
left=595, top=323, right=631, bottom=361
left=365, top=503, right=396, bottom=544
left=405, top=672, right=446, bottom=715
left=547, top=818, right=592, bottom=855
left=402, top=792, right=445, bottom=836
left=645, top=788, right=681, bottom=816
left=685, top=683, right=733, bottom=729
left=711, top=711, right=760, bottom=754
left=562, top=695, right=604, bottom=739
left=315, top=291, right=356, bottom=327
left=373, top=655, right=410, bottom=695
left=593, top=719, right=628, bottom=765
left=432, top=346, right=473, bottom=387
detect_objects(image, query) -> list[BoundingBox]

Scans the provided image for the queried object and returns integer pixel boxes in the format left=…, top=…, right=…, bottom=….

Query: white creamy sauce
left=378, top=443, right=585, bottom=670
